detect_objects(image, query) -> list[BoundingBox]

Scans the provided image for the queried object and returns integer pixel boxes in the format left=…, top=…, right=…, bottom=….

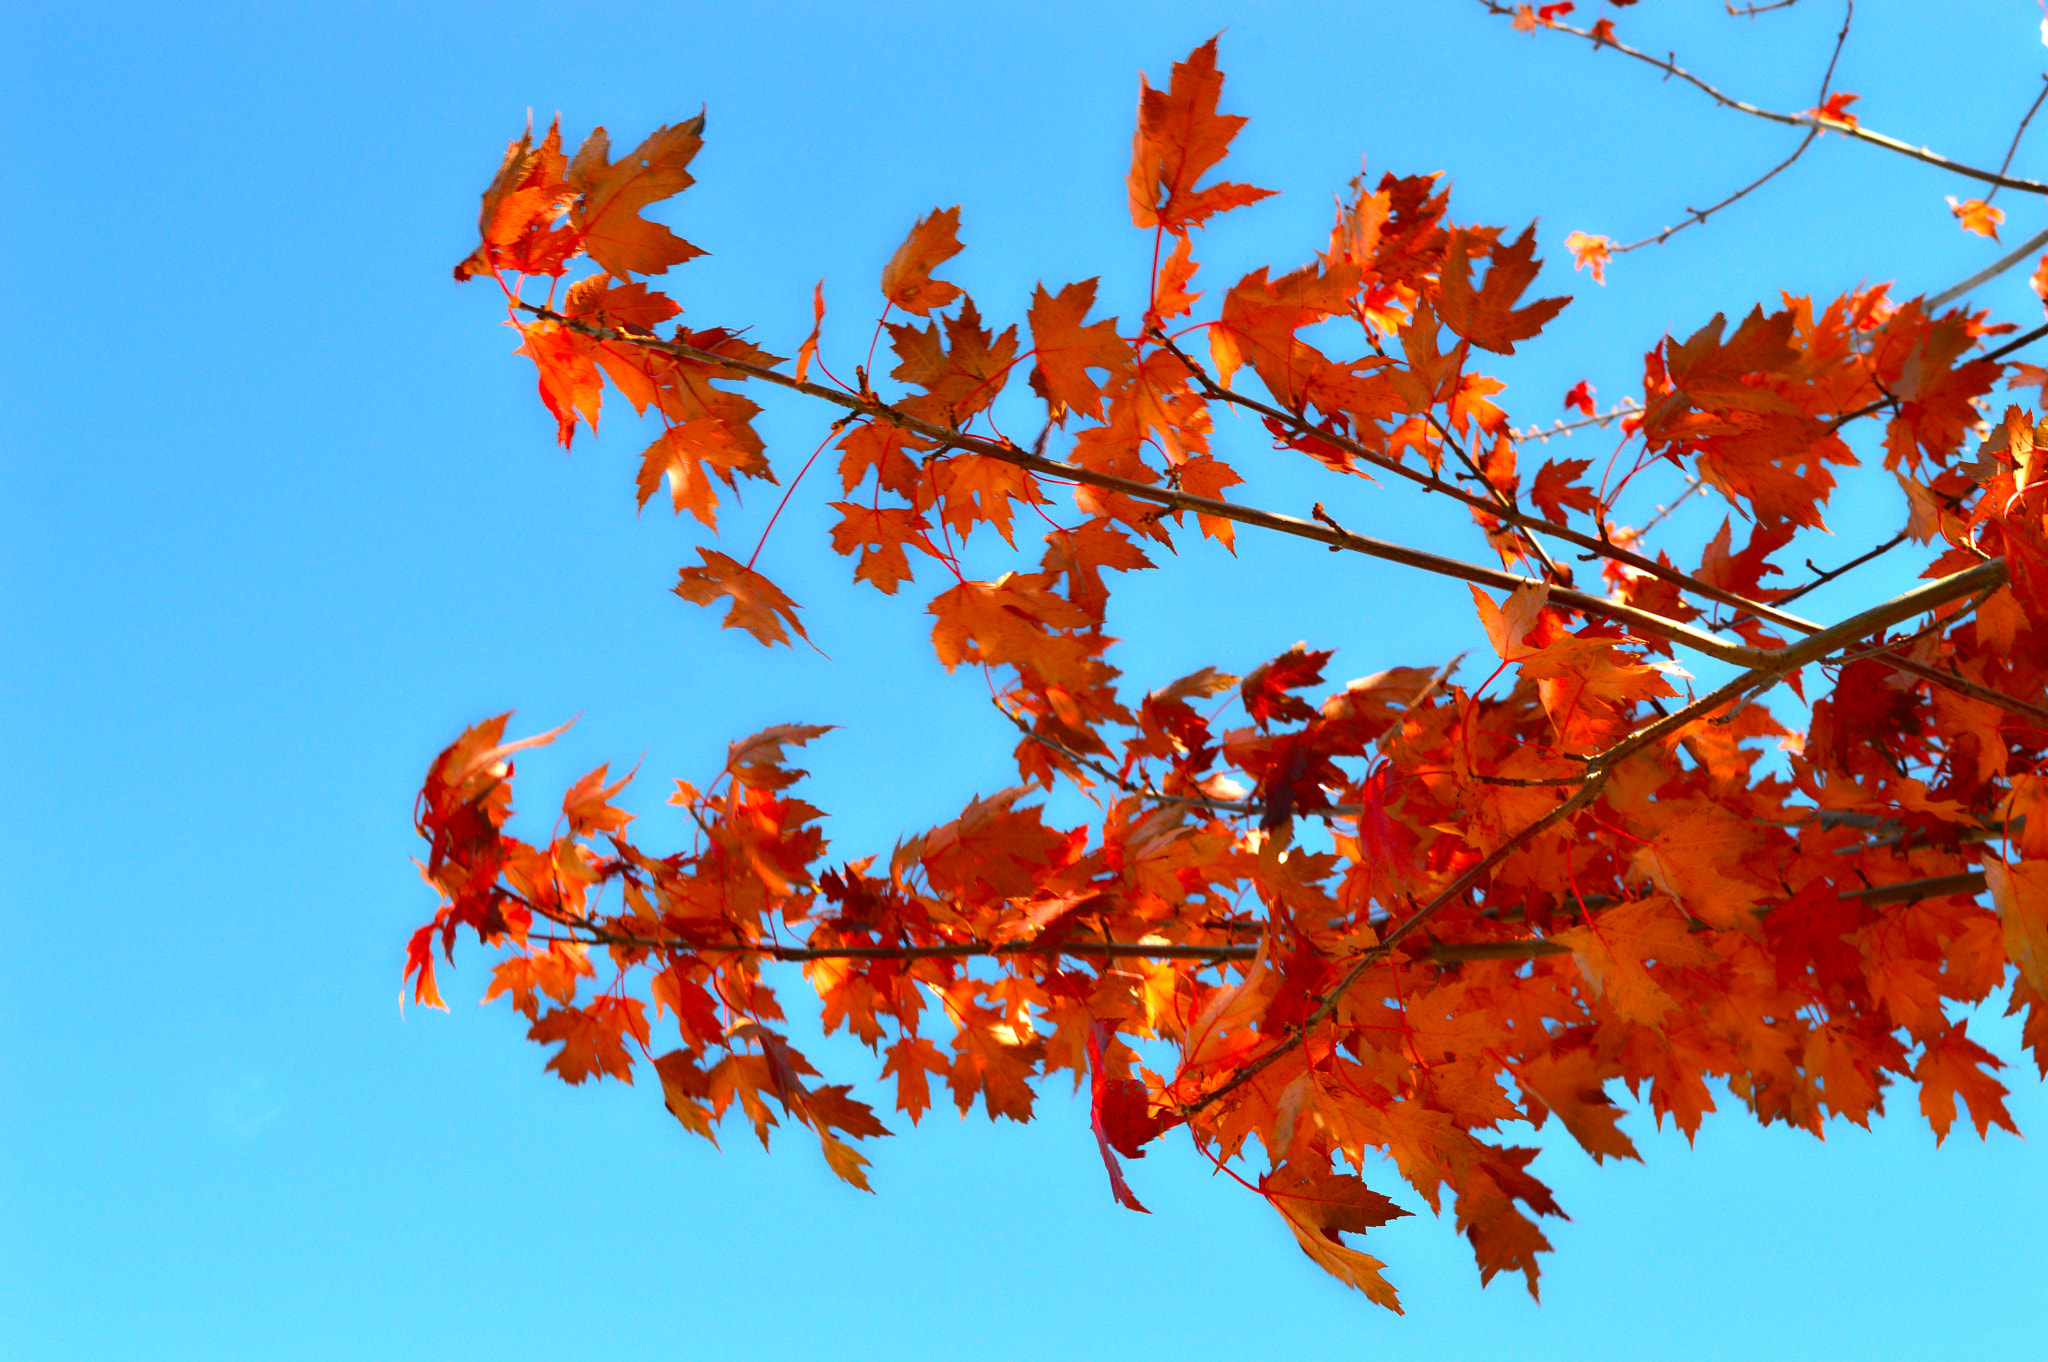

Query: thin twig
left=1150, top=332, right=1820, bottom=639
left=1511, top=397, right=1641, bottom=444
left=523, top=304, right=1786, bottom=667
left=1481, top=0, right=2048, bottom=196
left=1984, top=74, right=2048, bottom=204
left=1928, top=225, right=2048, bottom=309
left=1611, top=129, right=1816, bottom=255
left=1983, top=318, right=2048, bottom=363
left=1769, top=530, right=1909, bottom=610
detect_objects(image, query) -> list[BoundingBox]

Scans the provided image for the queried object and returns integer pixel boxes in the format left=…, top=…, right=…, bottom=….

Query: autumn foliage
left=414, top=17, right=2048, bottom=1310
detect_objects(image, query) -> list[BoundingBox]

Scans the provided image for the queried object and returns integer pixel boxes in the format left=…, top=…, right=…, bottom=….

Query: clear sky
left=5, top=1, right=2046, bottom=1358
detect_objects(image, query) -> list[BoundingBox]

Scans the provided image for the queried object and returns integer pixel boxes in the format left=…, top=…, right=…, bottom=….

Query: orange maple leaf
left=1947, top=196, right=2005, bottom=241
left=829, top=502, right=943, bottom=595
left=455, top=117, right=573, bottom=282
left=562, top=762, right=635, bottom=836
left=529, top=997, right=648, bottom=1085
left=514, top=320, right=603, bottom=447
left=1530, top=457, right=1601, bottom=524
left=562, top=273, right=682, bottom=331
left=1563, top=230, right=1612, bottom=285
left=673, top=548, right=810, bottom=647
left=1806, top=90, right=1861, bottom=129
left=1027, top=279, right=1129, bottom=421
left=1128, top=37, right=1276, bottom=234
left=1437, top=225, right=1569, bottom=355
left=1916, top=1021, right=2019, bottom=1143
left=566, top=115, right=708, bottom=279
left=880, top=207, right=966, bottom=317
left=1263, top=1160, right=1411, bottom=1311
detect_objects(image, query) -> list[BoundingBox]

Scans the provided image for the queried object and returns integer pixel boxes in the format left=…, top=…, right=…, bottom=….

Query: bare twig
left=1481, top=0, right=2048, bottom=197
left=1983, top=318, right=2048, bottom=363
left=1512, top=397, right=1641, bottom=444
left=1927, top=225, right=2048, bottom=309
left=1761, top=530, right=1909, bottom=612
left=1984, top=74, right=2048, bottom=204
left=1150, top=332, right=1821, bottom=639
left=1610, top=127, right=1818, bottom=255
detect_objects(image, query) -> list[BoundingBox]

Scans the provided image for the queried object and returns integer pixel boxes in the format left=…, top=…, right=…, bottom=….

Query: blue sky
left=5, top=1, right=2047, bottom=1357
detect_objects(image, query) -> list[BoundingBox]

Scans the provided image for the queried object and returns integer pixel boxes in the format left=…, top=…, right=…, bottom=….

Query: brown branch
left=1480, top=0, right=2048, bottom=196
left=1983, top=318, right=2048, bottom=363
left=1928, top=225, right=2048, bottom=309
left=534, top=925, right=1562, bottom=966
left=1512, top=397, right=1642, bottom=444
left=1610, top=127, right=1817, bottom=255
left=1851, top=870, right=1988, bottom=907
left=1172, top=556, right=2009, bottom=1119
left=1770, top=531, right=1909, bottom=609
left=522, top=305, right=1780, bottom=667
left=1984, top=74, right=2048, bottom=204
left=526, top=306, right=2048, bottom=730
left=1149, top=332, right=1824, bottom=639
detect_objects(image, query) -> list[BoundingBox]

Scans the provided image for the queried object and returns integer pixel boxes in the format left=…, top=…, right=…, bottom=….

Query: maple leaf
left=887, top=299, right=1019, bottom=430
left=1028, top=279, right=1129, bottom=421
left=1562, top=380, right=1596, bottom=417
left=1806, top=90, right=1861, bottom=129
left=562, top=274, right=682, bottom=331
left=928, top=574, right=1097, bottom=689
left=1438, top=225, right=1570, bottom=355
left=566, top=114, right=708, bottom=279
left=529, top=997, right=647, bottom=1085
left=1516, top=1046, right=1640, bottom=1162
left=1086, top=1020, right=1180, bottom=1213
left=1263, top=1160, right=1411, bottom=1312
left=515, top=321, right=602, bottom=446
left=818, top=1133, right=875, bottom=1192
left=829, top=502, right=943, bottom=594
left=653, top=1050, right=719, bottom=1144
left=1153, top=233, right=1204, bottom=320
left=1916, top=1021, right=2019, bottom=1143
left=880, top=207, right=965, bottom=316
left=1128, top=37, right=1276, bottom=234
left=1530, top=456, right=1601, bottom=524
left=1239, top=643, right=1332, bottom=727
left=1633, top=809, right=1774, bottom=929
left=794, top=280, right=826, bottom=386
left=1947, top=196, right=2005, bottom=240
left=1985, top=860, right=2048, bottom=999
left=1470, top=582, right=1551, bottom=663
left=561, top=762, right=634, bottom=837
left=882, top=1036, right=949, bottom=1125
left=673, top=549, right=810, bottom=647
left=455, top=117, right=573, bottom=282
left=1551, top=896, right=1715, bottom=1025
left=1175, top=453, right=1244, bottom=547
left=725, top=722, right=833, bottom=791
left=1563, top=230, right=1612, bottom=285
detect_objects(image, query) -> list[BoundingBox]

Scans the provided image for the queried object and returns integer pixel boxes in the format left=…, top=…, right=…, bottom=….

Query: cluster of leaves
left=418, top=27, right=2048, bottom=1310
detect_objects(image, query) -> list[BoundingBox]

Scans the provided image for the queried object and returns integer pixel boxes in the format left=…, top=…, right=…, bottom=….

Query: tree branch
left=1480, top=0, right=2048, bottom=197
left=1149, top=332, right=1823, bottom=638
left=521, top=305, right=1782, bottom=668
